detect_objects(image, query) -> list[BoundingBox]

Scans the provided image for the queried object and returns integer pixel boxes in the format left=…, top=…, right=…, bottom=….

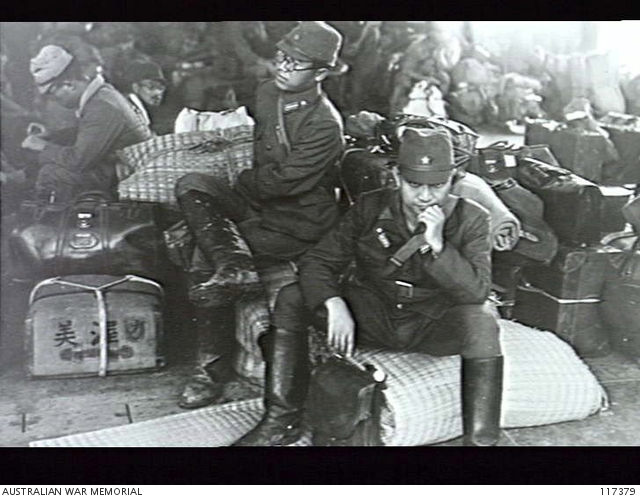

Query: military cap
left=398, top=128, right=455, bottom=185
left=276, top=21, right=343, bottom=67
left=30, top=45, right=74, bottom=94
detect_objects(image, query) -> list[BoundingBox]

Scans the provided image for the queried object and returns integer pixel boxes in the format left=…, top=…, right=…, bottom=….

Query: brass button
left=396, top=303, right=403, bottom=310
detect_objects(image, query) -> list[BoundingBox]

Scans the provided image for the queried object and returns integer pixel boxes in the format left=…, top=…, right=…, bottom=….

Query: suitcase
left=598, top=112, right=640, bottom=185
left=516, top=159, right=604, bottom=246
left=599, top=186, right=634, bottom=235
left=525, top=119, right=614, bottom=184
left=601, top=237, right=640, bottom=360
left=25, top=274, right=165, bottom=378
left=514, top=244, right=622, bottom=357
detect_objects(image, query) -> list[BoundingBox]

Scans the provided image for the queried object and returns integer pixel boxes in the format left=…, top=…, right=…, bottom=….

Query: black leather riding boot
left=233, top=327, right=310, bottom=446
left=177, top=190, right=263, bottom=308
left=178, top=308, right=233, bottom=409
left=462, top=356, right=504, bottom=446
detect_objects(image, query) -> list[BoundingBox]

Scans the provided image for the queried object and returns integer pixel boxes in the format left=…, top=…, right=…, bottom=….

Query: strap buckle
left=395, top=280, right=414, bottom=299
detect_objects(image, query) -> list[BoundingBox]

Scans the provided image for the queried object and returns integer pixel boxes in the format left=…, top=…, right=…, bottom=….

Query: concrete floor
left=2, top=127, right=639, bottom=447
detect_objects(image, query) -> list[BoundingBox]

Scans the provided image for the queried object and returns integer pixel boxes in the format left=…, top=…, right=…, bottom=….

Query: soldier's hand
left=418, top=205, right=445, bottom=254
left=324, top=296, right=356, bottom=357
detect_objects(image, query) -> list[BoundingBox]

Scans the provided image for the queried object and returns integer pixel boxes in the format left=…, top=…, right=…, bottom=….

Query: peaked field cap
left=276, top=21, right=343, bottom=67
left=398, top=128, right=455, bottom=185
left=30, top=45, right=74, bottom=94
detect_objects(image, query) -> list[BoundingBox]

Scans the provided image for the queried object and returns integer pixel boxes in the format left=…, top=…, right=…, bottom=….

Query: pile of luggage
left=9, top=108, right=255, bottom=379
left=342, top=111, right=640, bottom=363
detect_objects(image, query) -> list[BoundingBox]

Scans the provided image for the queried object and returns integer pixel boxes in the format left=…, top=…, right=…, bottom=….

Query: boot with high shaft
left=234, top=327, right=310, bottom=446
left=177, top=190, right=263, bottom=308
left=178, top=308, right=232, bottom=409
left=462, top=356, right=504, bottom=446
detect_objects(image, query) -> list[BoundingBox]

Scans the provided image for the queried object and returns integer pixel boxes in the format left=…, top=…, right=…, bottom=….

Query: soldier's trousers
left=273, top=282, right=501, bottom=359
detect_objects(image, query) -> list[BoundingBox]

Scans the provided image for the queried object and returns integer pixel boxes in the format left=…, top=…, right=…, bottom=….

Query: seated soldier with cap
left=174, top=21, right=345, bottom=409
left=234, top=128, right=503, bottom=446
left=22, top=44, right=153, bottom=202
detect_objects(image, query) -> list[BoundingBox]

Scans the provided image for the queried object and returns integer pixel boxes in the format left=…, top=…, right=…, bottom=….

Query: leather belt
left=352, top=274, right=435, bottom=302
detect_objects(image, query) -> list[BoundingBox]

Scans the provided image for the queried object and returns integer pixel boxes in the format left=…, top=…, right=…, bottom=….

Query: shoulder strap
left=276, top=94, right=292, bottom=156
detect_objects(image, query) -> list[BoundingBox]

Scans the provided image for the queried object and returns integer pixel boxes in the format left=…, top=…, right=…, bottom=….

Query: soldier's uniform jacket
left=299, top=187, right=493, bottom=322
left=235, top=79, right=345, bottom=243
left=38, top=75, right=153, bottom=183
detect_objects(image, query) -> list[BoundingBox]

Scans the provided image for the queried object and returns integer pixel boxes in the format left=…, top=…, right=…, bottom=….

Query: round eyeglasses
left=274, top=50, right=324, bottom=73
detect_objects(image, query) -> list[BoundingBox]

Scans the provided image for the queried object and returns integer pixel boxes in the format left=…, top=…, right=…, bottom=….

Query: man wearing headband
left=23, top=44, right=153, bottom=202
left=235, top=127, right=503, bottom=447
left=173, top=22, right=345, bottom=410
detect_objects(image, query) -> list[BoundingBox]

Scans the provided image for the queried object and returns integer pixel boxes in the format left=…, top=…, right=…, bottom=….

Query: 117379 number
left=602, top=489, right=636, bottom=495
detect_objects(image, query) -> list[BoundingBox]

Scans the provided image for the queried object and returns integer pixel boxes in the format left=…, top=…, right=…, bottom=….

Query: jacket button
left=266, top=145, right=272, bottom=150
left=396, top=303, right=403, bottom=310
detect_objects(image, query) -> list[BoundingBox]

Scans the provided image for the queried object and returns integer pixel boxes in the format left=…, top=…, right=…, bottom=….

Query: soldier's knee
left=454, top=303, right=501, bottom=358
left=272, top=283, right=307, bottom=331
left=274, top=283, right=304, bottom=315
left=175, top=172, right=222, bottom=199
left=454, top=303, right=499, bottom=330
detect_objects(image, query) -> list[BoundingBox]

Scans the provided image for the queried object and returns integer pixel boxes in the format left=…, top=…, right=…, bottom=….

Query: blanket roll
left=452, top=172, right=521, bottom=251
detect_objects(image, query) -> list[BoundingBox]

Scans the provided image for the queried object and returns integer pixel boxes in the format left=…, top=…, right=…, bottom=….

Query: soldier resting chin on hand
left=234, top=128, right=503, bottom=447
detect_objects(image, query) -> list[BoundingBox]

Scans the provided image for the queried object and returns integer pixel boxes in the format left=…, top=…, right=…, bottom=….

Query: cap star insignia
left=420, top=156, right=431, bottom=165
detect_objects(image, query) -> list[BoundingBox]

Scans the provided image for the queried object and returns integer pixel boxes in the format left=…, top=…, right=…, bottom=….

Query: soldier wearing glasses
left=174, top=22, right=345, bottom=409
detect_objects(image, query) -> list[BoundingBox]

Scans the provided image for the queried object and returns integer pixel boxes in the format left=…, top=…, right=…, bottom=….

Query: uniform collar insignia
left=280, top=84, right=321, bottom=113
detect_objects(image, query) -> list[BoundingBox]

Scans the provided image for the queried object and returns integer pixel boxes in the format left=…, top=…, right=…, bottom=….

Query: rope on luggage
left=29, top=275, right=163, bottom=377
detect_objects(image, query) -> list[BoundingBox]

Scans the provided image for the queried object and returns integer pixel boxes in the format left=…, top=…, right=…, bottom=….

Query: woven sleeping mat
left=30, top=320, right=607, bottom=447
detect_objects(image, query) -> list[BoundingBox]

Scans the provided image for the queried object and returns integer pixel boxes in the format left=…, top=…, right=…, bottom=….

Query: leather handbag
left=9, top=192, right=163, bottom=280
left=306, top=355, right=386, bottom=446
left=515, top=158, right=604, bottom=246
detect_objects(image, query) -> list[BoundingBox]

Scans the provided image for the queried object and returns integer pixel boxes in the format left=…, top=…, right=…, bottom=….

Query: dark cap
left=398, top=128, right=455, bottom=185
left=125, top=59, right=166, bottom=87
left=276, top=21, right=343, bottom=67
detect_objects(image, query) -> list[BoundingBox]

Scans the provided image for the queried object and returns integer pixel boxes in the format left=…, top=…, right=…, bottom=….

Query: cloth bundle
left=116, top=107, right=255, bottom=206
left=451, top=172, right=521, bottom=251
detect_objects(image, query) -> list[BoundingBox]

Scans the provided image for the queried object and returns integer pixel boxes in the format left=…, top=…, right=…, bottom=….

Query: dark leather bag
left=306, top=355, right=386, bottom=446
left=9, top=192, right=163, bottom=280
left=339, top=148, right=397, bottom=204
left=515, top=159, right=604, bottom=246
